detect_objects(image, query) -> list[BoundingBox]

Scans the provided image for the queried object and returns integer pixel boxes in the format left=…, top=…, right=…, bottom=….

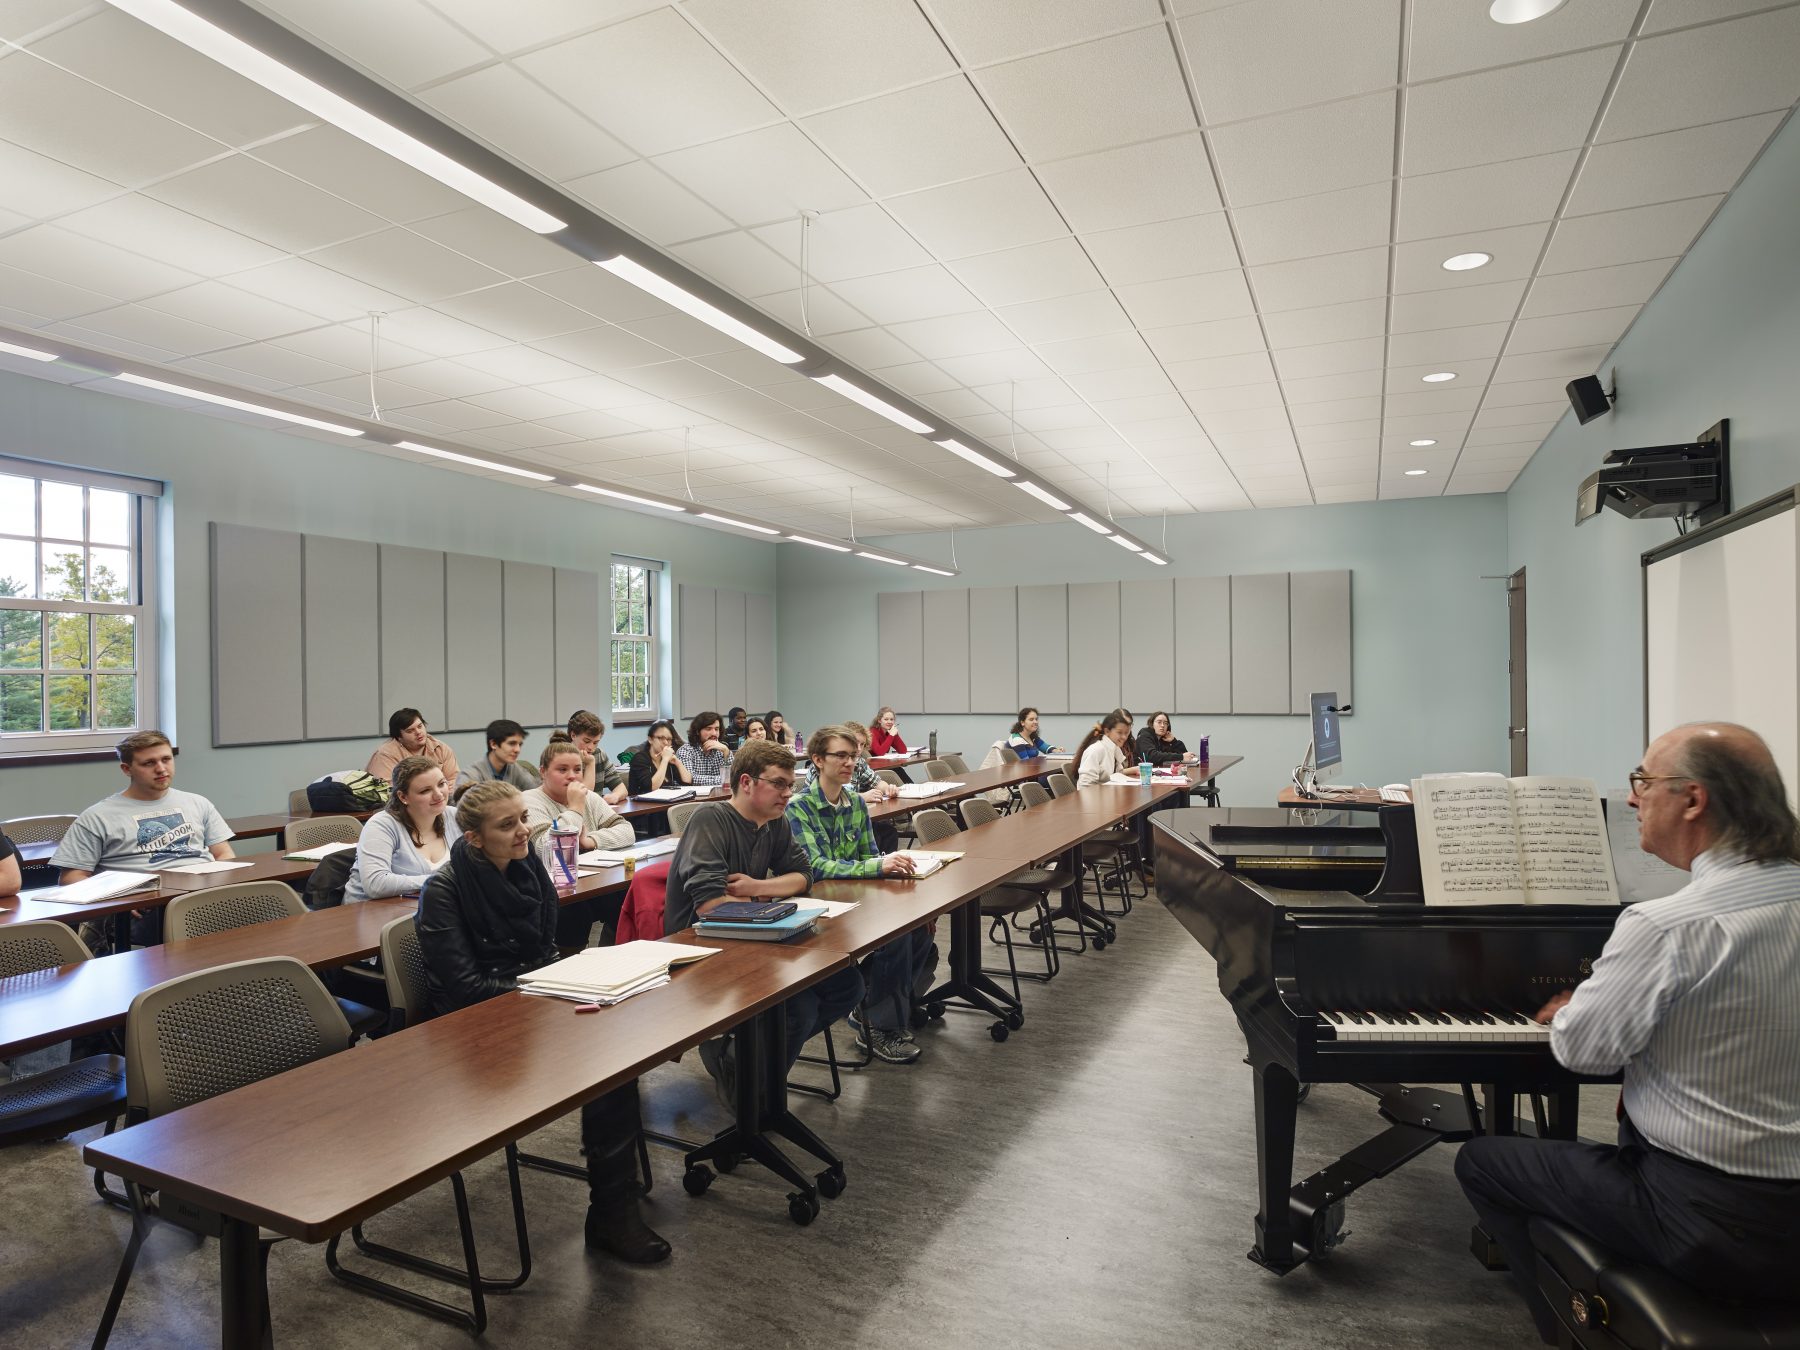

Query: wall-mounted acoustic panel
left=1289, top=569, right=1353, bottom=715
left=744, top=592, right=776, bottom=712
left=303, top=534, right=379, bottom=740
left=1017, top=584, right=1069, bottom=714
left=968, top=586, right=1018, bottom=713
left=445, top=553, right=504, bottom=731
left=211, top=522, right=303, bottom=745
left=1120, top=579, right=1175, bottom=715
left=553, top=567, right=601, bottom=718
left=379, top=545, right=446, bottom=731
left=714, top=588, right=747, bottom=710
left=678, top=584, right=716, bottom=716
left=1230, top=573, right=1291, bottom=714
left=1068, top=582, right=1121, bottom=713
left=1174, top=575, right=1232, bottom=712
left=502, top=562, right=555, bottom=726
left=922, top=588, right=970, bottom=714
left=876, top=590, right=924, bottom=713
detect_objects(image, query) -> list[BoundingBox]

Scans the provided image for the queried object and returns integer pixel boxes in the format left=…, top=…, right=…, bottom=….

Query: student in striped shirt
left=1457, top=722, right=1800, bottom=1344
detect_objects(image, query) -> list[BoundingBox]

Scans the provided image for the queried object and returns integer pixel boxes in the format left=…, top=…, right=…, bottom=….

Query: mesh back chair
left=666, top=800, right=704, bottom=834
left=95, top=957, right=352, bottom=1348
left=941, top=753, right=969, bottom=774
left=287, top=788, right=311, bottom=815
left=873, top=769, right=916, bottom=846
left=1, top=814, right=76, bottom=846
left=285, top=814, right=362, bottom=851
left=959, top=797, right=1001, bottom=829
left=874, top=769, right=904, bottom=787
left=952, top=801, right=1062, bottom=986
left=998, top=744, right=1021, bottom=764
left=1048, top=772, right=1076, bottom=797
left=1017, top=782, right=1052, bottom=810
left=164, top=883, right=383, bottom=1036
left=925, top=759, right=955, bottom=781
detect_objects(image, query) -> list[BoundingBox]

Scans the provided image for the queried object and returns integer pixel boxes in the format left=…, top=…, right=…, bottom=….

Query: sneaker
left=697, top=1036, right=737, bottom=1110
left=585, top=1203, right=671, bottom=1264
left=859, top=1027, right=922, bottom=1065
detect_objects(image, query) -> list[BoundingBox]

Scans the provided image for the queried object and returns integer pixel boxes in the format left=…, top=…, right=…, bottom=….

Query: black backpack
left=304, top=847, right=357, bottom=909
left=306, top=770, right=390, bottom=813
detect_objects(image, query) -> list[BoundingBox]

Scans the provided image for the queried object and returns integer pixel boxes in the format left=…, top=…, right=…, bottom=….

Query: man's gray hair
left=1672, top=727, right=1800, bottom=863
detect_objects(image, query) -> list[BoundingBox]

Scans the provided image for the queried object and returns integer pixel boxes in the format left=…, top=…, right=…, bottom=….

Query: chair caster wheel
left=909, top=1008, right=929, bottom=1030
left=817, top=1165, right=845, bottom=1200
left=1005, top=1009, right=1024, bottom=1031
left=926, top=1000, right=946, bottom=1021
left=1027, top=930, right=1044, bottom=945
left=989, top=1022, right=1009, bottom=1042
left=788, top=1192, right=820, bottom=1225
left=682, top=1166, right=714, bottom=1197
left=1092, top=936, right=1107, bottom=951
left=715, top=1152, right=739, bottom=1174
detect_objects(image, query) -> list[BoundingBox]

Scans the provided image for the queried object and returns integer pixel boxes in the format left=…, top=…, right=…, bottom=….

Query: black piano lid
left=1161, top=805, right=1388, bottom=865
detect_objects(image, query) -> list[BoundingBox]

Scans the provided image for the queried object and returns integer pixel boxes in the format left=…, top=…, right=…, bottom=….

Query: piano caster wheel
left=715, top=1152, right=739, bottom=1174
left=682, top=1165, right=714, bottom=1197
left=788, top=1192, right=820, bottom=1225
left=990, top=1022, right=1009, bottom=1042
left=817, top=1165, right=845, bottom=1200
left=1296, top=1084, right=1312, bottom=1105
left=926, top=1000, right=946, bottom=1021
left=1005, top=1009, right=1024, bottom=1032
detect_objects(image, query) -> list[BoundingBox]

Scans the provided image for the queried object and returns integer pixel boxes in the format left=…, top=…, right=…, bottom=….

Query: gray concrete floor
left=1, top=891, right=1595, bottom=1348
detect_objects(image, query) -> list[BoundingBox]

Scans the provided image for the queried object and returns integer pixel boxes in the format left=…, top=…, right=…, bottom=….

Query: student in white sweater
left=521, top=739, right=634, bottom=852
left=1074, top=710, right=1136, bottom=787
left=344, top=756, right=456, bottom=902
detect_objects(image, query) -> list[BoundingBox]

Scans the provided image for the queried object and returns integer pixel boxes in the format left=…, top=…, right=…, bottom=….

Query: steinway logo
left=1527, top=957, right=1594, bottom=986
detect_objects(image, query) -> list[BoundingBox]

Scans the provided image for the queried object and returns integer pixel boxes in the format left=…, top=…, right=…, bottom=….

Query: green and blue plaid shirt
left=785, top=774, right=883, bottom=879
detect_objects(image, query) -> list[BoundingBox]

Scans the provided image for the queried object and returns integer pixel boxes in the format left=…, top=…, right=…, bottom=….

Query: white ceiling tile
left=512, top=324, right=665, bottom=371
left=378, top=358, right=512, bottom=400
left=420, top=63, right=634, bottom=181
left=1568, top=113, right=1784, bottom=216
left=1407, top=0, right=1640, bottom=81
left=671, top=232, right=802, bottom=298
left=1601, top=6, right=1800, bottom=141
left=1386, top=322, right=1508, bottom=366
left=1193, top=404, right=1291, bottom=434
left=1492, top=344, right=1612, bottom=384
left=621, top=311, right=741, bottom=359
left=1505, top=305, right=1639, bottom=356
left=60, top=302, right=246, bottom=355
left=1035, top=329, right=1156, bottom=375
left=566, top=161, right=735, bottom=245
left=0, top=226, right=198, bottom=303
left=0, top=136, right=123, bottom=219
left=1083, top=213, right=1240, bottom=288
left=306, top=228, right=508, bottom=304
left=1382, top=387, right=1481, bottom=417
left=1642, top=0, right=1799, bottom=33
left=653, top=123, right=867, bottom=227
left=975, top=27, right=1196, bottom=162
left=826, top=265, right=984, bottom=325
left=1392, top=221, right=1553, bottom=293
left=996, top=290, right=1135, bottom=344
left=0, top=52, right=222, bottom=186
left=930, top=0, right=1163, bottom=65
left=262, top=0, right=487, bottom=87
left=1396, top=151, right=1578, bottom=242
left=59, top=196, right=284, bottom=276
left=680, top=0, right=955, bottom=116
left=1114, top=269, right=1256, bottom=328
left=252, top=127, right=472, bottom=224
left=1467, top=419, right=1554, bottom=446
left=1261, top=297, right=1386, bottom=348
left=1248, top=248, right=1390, bottom=311
left=1164, top=349, right=1278, bottom=390
left=423, top=0, right=662, bottom=52
left=515, top=10, right=780, bottom=155
left=1287, top=396, right=1383, bottom=426
left=1273, top=337, right=1385, bottom=381
left=143, top=155, right=384, bottom=256
left=751, top=202, right=932, bottom=281
left=800, top=76, right=1021, bottom=198
left=820, top=324, right=927, bottom=367
left=138, top=282, right=322, bottom=343
left=406, top=211, right=579, bottom=282
left=1036, top=133, right=1222, bottom=233
left=1180, top=0, right=1399, bottom=122
left=1143, top=314, right=1267, bottom=363
left=1390, top=279, right=1528, bottom=333
left=1443, top=472, right=1517, bottom=495
left=1280, top=371, right=1384, bottom=403
left=885, top=310, right=1021, bottom=359
left=1520, top=257, right=1677, bottom=317
left=1540, top=196, right=1721, bottom=274
left=885, top=170, right=1067, bottom=259
left=1210, top=93, right=1396, bottom=208
left=1063, top=365, right=1177, bottom=401
left=1182, top=382, right=1285, bottom=414
left=534, top=265, right=674, bottom=326
left=947, top=238, right=1107, bottom=307
left=1295, top=419, right=1381, bottom=446
left=938, top=349, right=1057, bottom=383
left=1231, top=182, right=1392, bottom=266
left=753, top=286, right=872, bottom=336
left=1402, top=47, right=1620, bottom=175
left=1481, top=378, right=1571, bottom=409
left=0, top=263, right=126, bottom=322
left=434, top=282, right=599, bottom=342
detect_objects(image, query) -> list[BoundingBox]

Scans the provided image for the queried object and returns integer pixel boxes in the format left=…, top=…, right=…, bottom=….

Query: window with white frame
left=609, top=556, right=658, bottom=718
left=0, top=457, right=160, bottom=753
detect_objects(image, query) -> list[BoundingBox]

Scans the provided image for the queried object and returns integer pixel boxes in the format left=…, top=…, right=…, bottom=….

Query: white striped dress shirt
left=1551, top=849, right=1800, bottom=1177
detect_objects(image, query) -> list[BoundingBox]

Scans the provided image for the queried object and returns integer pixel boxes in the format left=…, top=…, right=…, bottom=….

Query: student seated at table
left=627, top=720, right=691, bottom=797
left=564, top=710, right=628, bottom=805
left=766, top=710, right=797, bottom=751
left=344, top=756, right=454, bottom=903
left=454, top=718, right=538, bottom=799
left=52, top=730, right=236, bottom=946
left=1007, top=706, right=1061, bottom=760
left=417, top=781, right=668, bottom=1265
left=0, top=827, right=19, bottom=897
left=676, top=711, right=732, bottom=786
left=842, top=719, right=901, bottom=851
left=1074, top=711, right=1135, bottom=787
left=868, top=706, right=906, bottom=758
left=788, top=727, right=930, bottom=1064
left=523, top=741, right=634, bottom=853
left=664, top=740, right=864, bottom=1099
left=722, top=707, right=749, bottom=751
left=1135, top=711, right=1196, bottom=767
left=743, top=716, right=768, bottom=742
left=366, top=707, right=459, bottom=785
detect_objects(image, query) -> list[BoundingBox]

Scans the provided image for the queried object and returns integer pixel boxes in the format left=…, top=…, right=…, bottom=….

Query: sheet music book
left=31, top=870, right=158, bottom=905
left=1602, top=793, right=1688, bottom=904
left=1410, top=774, right=1620, bottom=906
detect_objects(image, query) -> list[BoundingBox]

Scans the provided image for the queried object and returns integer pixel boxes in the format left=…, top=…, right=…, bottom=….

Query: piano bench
left=1529, top=1217, right=1800, bottom=1350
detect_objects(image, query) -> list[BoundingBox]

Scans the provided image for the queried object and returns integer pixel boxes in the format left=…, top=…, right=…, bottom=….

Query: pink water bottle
left=550, top=826, right=580, bottom=889
left=795, top=731, right=803, bottom=752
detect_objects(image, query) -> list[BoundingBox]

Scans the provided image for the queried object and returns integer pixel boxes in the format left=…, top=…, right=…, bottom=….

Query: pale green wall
left=1504, top=111, right=1800, bottom=782
left=0, top=370, right=777, bottom=823
left=776, top=495, right=1512, bottom=803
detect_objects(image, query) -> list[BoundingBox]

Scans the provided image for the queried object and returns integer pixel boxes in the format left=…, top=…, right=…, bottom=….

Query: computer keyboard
left=1379, top=786, right=1410, bottom=803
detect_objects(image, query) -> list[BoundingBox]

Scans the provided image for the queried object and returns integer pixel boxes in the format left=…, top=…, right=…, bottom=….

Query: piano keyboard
left=1322, top=1009, right=1550, bottom=1043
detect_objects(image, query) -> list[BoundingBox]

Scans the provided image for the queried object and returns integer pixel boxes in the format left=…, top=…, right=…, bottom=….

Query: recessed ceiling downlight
left=1421, top=372, right=1457, bottom=383
left=1490, top=0, right=1569, bottom=23
left=1441, top=252, right=1492, bottom=271
left=1410, top=439, right=1438, bottom=447
left=1405, top=469, right=1430, bottom=476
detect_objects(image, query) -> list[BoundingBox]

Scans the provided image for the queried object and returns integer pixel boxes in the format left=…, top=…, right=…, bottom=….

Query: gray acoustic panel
left=502, top=562, right=556, bottom=726
left=379, top=545, right=446, bottom=732
left=302, top=534, right=379, bottom=740
left=553, top=568, right=601, bottom=719
left=1231, top=573, right=1291, bottom=715
left=1289, top=569, right=1353, bottom=714
left=445, top=552, right=504, bottom=731
left=678, top=584, right=716, bottom=716
left=211, top=522, right=303, bottom=746
left=1174, top=575, right=1232, bottom=713
left=1016, top=584, right=1069, bottom=714
left=922, top=588, right=970, bottom=714
left=968, top=586, right=1018, bottom=713
left=744, top=592, right=776, bottom=712
left=1120, top=579, right=1175, bottom=716
left=1067, top=581, right=1121, bottom=713
left=876, top=590, right=924, bottom=713
left=714, top=588, right=747, bottom=710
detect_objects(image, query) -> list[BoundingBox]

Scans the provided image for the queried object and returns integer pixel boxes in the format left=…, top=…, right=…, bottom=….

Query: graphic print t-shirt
left=52, top=790, right=234, bottom=872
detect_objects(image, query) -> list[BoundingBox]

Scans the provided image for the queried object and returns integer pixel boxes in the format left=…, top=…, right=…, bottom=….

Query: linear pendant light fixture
left=856, top=550, right=910, bottom=566
left=1068, top=511, right=1113, bottom=536
left=596, top=256, right=803, bottom=364
left=697, top=511, right=780, bottom=535
left=395, top=439, right=552, bottom=480
left=934, top=437, right=1015, bottom=478
left=1016, top=480, right=1071, bottom=511
left=103, top=0, right=566, bottom=234
left=574, top=483, right=684, bottom=511
left=0, top=340, right=58, bottom=362
left=787, top=533, right=852, bottom=553
left=811, top=374, right=934, bottom=434
left=115, top=372, right=366, bottom=435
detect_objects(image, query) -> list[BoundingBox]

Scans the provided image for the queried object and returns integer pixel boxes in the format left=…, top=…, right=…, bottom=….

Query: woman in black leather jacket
left=417, top=780, right=669, bottom=1265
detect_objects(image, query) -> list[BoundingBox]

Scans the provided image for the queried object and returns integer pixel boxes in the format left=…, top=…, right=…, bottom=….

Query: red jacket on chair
left=615, top=858, right=673, bottom=943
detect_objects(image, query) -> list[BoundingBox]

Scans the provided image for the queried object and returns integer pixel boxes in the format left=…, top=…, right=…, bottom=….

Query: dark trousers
left=861, top=926, right=933, bottom=1031
left=580, top=1079, right=644, bottom=1212
left=556, top=892, right=625, bottom=949
left=781, top=966, right=864, bottom=1072
left=1456, top=1114, right=1800, bottom=1344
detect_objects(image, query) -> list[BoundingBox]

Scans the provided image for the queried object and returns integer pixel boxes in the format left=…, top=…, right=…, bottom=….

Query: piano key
left=1324, top=1009, right=1552, bottom=1043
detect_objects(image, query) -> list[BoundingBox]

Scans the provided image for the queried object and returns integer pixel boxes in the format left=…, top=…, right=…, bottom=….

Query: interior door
left=1508, top=568, right=1527, bottom=776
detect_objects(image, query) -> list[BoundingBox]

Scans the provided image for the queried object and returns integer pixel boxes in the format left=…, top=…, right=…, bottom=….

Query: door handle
left=1508, top=726, right=1526, bottom=737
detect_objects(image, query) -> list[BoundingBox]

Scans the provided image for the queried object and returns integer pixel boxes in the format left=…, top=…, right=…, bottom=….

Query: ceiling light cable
left=366, top=311, right=384, bottom=422
left=848, top=485, right=857, bottom=544
left=1009, top=380, right=1020, bottom=460
left=798, top=209, right=817, bottom=338
left=682, top=426, right=695, bottom=502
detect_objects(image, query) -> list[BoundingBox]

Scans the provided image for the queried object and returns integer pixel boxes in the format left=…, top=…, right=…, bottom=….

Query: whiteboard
left=1644, top=494, right=1798, bottom=802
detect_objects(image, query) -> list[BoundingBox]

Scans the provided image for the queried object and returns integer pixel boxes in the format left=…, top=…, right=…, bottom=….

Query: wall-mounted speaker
left=1567, top=374, right=1613, bottom=425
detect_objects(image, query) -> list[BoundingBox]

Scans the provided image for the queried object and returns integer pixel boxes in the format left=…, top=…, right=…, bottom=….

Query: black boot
left=581, top=1082, right=669, bottom=1264
left=585, top=1201, right=671, bottom=1264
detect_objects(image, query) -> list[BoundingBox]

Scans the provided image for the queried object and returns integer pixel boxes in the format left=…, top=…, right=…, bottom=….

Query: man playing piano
left=1456, top=722, right=1800, bottom=1344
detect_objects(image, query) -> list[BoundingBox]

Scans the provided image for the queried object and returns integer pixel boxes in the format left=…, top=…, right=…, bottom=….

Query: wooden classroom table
left=864, top=759, right=1060, bottom=821
left=1277, top=784, right=1407, bottom=810
left=802, top=855, right=1031, bottom=960
left=867, top=749, right=959, bottom=780
left=612, top=786, right=730, bottom=821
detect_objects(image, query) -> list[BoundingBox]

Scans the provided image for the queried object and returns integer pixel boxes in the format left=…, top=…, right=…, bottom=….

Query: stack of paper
left=637, top=786, right=698, bottom=802
left=32, top=870, right=158, bottom=905
left=888, top=849, right=963, bottom=878
left=896, top=781, right=963, bottom=799
left=578, top=836, right=681, bottom=868
left=284, top=840, right=356, bottom=861
left=517, top=940, right=716, bottom=1005
left=158, top=859, right=255, bottom=875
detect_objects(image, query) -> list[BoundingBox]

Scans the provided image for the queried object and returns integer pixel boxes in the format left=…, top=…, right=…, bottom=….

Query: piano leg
left=1249, top=1061, right=1304, bottom=1275
left=1482, top=1082, right=1516, bottom=1136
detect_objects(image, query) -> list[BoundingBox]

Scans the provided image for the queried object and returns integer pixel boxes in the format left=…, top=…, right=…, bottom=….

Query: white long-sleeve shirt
left=1076, top=736, right=1129, bottom=788
left=519, top=787, right=633, bottom=851
left=344, top=808, right=454, bottom=903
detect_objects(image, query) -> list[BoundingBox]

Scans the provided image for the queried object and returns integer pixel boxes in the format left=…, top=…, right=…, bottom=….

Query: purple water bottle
left=550, top=825, right=580, bottom=888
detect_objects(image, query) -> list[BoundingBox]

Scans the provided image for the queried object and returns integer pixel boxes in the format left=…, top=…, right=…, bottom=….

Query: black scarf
left=447, top=835, right=556, bottom=970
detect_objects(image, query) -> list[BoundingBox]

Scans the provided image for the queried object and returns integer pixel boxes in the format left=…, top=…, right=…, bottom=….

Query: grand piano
left=1155, top=805, right=1620, bottom=1275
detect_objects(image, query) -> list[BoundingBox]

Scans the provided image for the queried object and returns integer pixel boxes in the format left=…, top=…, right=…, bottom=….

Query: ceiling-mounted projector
left=1576, top=420, right=1730, bottom=526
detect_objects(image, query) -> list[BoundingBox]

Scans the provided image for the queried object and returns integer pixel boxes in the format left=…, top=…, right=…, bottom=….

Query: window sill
left=0, top=745, right=177, bottom=769
left=612, top=715, right=656, bottom=728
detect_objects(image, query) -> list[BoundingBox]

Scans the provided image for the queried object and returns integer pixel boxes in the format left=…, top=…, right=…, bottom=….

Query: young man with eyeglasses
left=787, top=726, right=933, bottom=1065
left=664, top=739, right=865, bottom=1103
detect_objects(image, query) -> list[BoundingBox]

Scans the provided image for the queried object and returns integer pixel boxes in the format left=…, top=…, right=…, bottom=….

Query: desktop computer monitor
left=1309, top=691, right=1342, bottom=785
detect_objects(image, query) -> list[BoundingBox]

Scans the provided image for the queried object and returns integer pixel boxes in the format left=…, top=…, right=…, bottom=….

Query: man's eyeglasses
left=755, top=776, right=797, bottom=795
left=1628, top=771, right=1693, bottom=794
left=819, top=750, right=856, bottom=762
